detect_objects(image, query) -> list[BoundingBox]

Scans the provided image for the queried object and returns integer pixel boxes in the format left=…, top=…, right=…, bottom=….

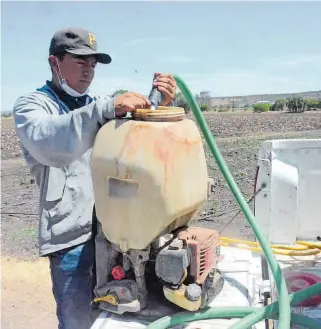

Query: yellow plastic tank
left=90, top=106, right=209, bottom=251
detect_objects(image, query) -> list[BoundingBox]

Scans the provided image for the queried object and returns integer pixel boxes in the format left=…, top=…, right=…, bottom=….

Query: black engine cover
left=155, top=247, right=189, bottom=286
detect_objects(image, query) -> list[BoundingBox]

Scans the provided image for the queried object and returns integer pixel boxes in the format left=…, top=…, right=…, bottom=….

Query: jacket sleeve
left=13, top=93, right=116, bottom=168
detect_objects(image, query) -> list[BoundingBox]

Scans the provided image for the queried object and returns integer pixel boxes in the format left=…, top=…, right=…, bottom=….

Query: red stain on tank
left=154, top=126, right=179, bottom=193
left=121, top=123, right=152, bottom=158
left=154, top=142, right=170, bottom=193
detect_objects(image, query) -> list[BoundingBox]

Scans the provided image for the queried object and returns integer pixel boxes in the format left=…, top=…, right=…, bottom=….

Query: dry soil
left=1, top=111, right=321, bottom=328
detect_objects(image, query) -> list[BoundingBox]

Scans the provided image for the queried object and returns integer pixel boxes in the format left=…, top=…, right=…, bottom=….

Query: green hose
left=146, top=75, right=320, bottom=329
left=229, top=281, right=321, bottom=329
left=145, top=285, right=321, bottom=329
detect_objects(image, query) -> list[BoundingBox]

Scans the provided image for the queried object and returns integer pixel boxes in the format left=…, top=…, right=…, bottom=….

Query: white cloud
left=90, top=68, right=319, bottom=99
left=177, top=68, right=319, bottom=97
left=89, top=51, right=320, bottom=99
left=257, top=53, right=321, bottom=70
left=182, top=53, right=321, bottom=96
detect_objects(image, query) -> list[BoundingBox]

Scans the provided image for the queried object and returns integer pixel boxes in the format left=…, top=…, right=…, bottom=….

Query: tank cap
left=131, top=106, right=185, bottom=122
left=185, top=283, right=202, bottom=301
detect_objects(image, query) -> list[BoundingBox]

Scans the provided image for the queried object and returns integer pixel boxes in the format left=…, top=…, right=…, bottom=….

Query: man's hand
left=153, top=73, right=177, bottom=106
left=114, top=92, right=151, bottom=117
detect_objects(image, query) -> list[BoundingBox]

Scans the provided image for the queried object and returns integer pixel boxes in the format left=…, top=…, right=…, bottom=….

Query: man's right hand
left=114, top=92, right=151, bottom=117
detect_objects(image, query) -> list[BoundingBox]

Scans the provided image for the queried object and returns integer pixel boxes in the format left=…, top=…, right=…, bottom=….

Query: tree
left=253, top=103, right=270, bottom=113
left=305, top=99, right=321, bottom=111
left=200, top=104, right=209, bottom=112
left=285, top=97, right=306, bottom=113
left=173, top=91, right=191, bottom=114
left=110, top=89, right=128, bottom=98
left=271, top=99, right=286, bottom=111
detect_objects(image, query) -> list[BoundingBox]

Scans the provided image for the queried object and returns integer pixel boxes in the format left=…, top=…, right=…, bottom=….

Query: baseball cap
left=49, top=27, right=112, bottom=64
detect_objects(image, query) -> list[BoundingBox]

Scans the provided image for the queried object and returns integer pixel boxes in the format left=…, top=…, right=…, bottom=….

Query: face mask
left=60, top=78, right=89, bottom=97
left=53, top=57, right=89, bottom=97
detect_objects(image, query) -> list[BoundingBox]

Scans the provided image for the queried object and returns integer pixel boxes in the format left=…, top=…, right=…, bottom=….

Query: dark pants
left=48, top=208, right=99, bottom=329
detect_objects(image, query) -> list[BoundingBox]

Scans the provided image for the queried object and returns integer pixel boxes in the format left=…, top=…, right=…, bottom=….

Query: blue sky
left=1, top=1, right=321, bottom=111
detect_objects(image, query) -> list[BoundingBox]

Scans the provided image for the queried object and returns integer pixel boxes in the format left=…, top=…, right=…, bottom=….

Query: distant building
left=255, top=100, right=271, bottom=104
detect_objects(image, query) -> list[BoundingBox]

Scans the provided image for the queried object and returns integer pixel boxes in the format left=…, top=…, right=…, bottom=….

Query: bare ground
left=1, top=256, right=58, bottom=329
left=1, top=111, right=321, bottom=328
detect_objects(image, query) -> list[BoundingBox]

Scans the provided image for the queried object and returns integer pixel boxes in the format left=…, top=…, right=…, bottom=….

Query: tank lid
left=131, top=106, right=185, bottom=122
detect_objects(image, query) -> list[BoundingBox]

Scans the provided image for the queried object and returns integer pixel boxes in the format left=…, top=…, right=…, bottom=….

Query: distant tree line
left=108, top=89, right=321, bottom=114
left=253, top=97, right=321, bottom=113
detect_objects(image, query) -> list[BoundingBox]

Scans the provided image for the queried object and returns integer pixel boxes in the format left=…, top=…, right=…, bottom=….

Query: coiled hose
left=146, top=75, right=321, bottom=329
left=220, top=237, right=321, bottom=256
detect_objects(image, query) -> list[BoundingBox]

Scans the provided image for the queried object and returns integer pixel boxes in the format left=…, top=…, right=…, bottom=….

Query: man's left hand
left=153, top=73, right=176, bottom=106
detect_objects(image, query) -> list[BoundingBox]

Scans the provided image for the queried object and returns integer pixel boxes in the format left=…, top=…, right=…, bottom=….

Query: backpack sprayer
left=90, top=75, right=321, bottom=329
left=144, top=75, right=321, bottom=329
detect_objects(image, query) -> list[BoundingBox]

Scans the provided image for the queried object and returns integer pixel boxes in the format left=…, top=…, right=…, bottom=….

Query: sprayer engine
left=93, top=226, right=223, bottom=314
left=155, top=227, right=223, bottom=311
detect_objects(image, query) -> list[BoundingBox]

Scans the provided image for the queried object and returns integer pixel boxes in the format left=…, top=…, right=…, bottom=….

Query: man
left=13, top=27, right=176, bottom=329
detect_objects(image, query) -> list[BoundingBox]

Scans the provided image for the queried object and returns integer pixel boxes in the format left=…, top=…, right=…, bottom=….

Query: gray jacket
left=13, top=84, right=115, bottom=256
